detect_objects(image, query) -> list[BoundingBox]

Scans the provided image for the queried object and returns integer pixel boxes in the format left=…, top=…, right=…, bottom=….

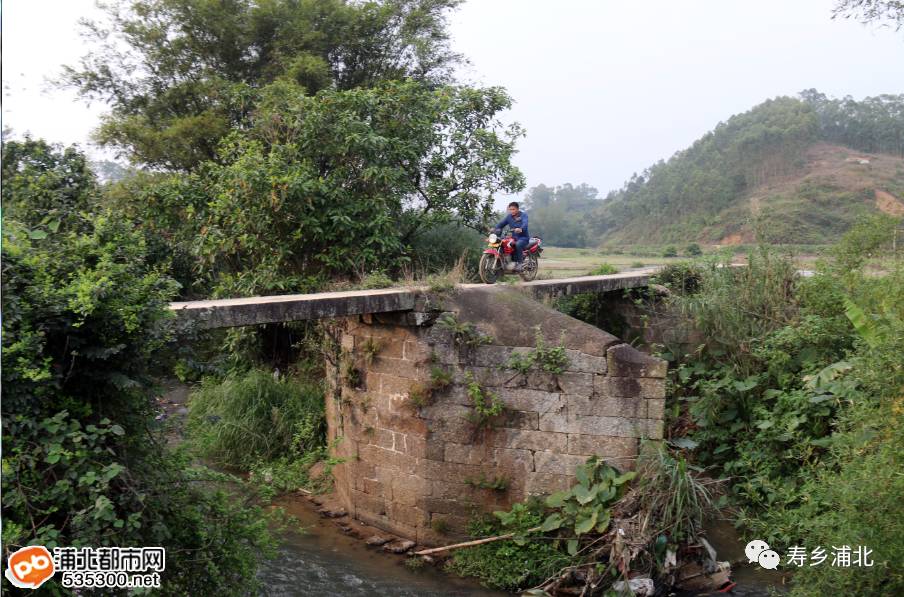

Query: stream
left=257, top=497, right=785, bottom=597
left=258, top=497, right=504, bottom=597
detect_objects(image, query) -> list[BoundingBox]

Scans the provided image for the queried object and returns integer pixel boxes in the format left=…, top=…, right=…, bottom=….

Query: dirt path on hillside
left=875, top=190, right=904, bottom=216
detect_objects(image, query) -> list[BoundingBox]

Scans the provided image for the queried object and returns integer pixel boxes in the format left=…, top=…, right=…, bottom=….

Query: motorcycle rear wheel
left=519, top=253, right=539, bottom=281
left=479, top=254, right=502, bottom=284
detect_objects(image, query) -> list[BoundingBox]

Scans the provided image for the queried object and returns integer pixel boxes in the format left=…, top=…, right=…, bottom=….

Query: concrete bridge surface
left=169, top=270, right=671, bottom=546
left=168, top=269, right=659, bottom=329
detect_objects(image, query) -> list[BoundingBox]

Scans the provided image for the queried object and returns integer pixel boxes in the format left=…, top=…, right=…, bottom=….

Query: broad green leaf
left=545, top=490, right=569, bottom=508
left=29, top=229, right=48, bottom=240
left=574, top=509, right=598, bottom=535
left=567, top=539, right=579, bottom=556
left=540, top=513, right=563, bottom=532
left=573, top=482, right=599, bottom=505
left=843, top=298, right=883, bottom=348
left=595, top=511, right=611, bottom=533
left=733, top=377, right=758, bottom=392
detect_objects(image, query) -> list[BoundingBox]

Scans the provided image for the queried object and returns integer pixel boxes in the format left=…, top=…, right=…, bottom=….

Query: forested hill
left=588, top=91, right=904, bottom=246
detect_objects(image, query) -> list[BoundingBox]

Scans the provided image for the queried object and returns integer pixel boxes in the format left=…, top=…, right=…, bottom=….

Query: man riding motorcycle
left=491, top=201, right=530, bottom=272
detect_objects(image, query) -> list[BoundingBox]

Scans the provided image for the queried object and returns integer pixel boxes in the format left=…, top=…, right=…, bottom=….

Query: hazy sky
left=3, top=0, right=902, bottom=197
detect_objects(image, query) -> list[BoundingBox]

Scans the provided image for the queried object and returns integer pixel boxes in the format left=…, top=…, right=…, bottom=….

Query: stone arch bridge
left=171, top=272, right=670, bottom=545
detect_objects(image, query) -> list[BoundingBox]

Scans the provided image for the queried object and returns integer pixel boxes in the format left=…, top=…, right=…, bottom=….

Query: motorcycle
left=479, top=232, right=543, bottom=283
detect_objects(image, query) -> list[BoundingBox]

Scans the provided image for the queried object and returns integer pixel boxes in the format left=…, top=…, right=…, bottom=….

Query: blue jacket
left=495, top=211, right=529, bottom=239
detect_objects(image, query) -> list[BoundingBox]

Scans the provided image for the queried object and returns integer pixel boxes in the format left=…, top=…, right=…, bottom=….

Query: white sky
left=3, top=0, right=903, bottom=197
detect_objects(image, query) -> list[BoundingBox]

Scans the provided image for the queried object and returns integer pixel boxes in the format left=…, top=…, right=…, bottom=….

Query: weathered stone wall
left=597, top=290, right=706, bottom=357
left=325, top=286, right=667, bottom=546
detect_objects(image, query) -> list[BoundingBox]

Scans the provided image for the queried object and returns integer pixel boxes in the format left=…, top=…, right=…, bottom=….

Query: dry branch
left=413, top=525, right=541, bottom=556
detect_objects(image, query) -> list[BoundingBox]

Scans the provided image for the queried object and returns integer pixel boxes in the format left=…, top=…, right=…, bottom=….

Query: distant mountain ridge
left=590, top=91, right=904, bottom=246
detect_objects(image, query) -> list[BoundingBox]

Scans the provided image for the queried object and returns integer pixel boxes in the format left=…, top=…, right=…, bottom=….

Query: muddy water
left=258, top=497, right=503, bottom=597
left=702, top=518, right=789, bottom=595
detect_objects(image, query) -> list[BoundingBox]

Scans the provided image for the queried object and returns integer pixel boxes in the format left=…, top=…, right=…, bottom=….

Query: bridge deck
left=169, top=268, right=659, bottom=329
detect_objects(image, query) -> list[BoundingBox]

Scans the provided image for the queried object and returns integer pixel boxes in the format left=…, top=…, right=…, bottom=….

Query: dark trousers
left=513, top=237, right=529, bottom=262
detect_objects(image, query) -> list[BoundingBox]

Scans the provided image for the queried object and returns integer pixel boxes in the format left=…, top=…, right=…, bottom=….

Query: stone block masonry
left=325, top=286, right=666, bottom=546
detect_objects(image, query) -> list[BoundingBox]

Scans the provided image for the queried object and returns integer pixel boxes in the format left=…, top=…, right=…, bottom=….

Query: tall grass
left=186, top=370, right=325, bottom=469
left=635, top=442, right=717, bottom=543
left=658, top=248, right=799, bottom=371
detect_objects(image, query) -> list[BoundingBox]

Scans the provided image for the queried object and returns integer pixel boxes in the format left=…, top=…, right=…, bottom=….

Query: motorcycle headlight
left=488, top=233, right=498, bottom=243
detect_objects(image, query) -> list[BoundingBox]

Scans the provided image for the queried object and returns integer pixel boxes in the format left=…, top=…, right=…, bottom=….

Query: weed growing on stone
left=408, top=382, right=433, bottom=408
left=359, top=270, right=394, bottom=289
left=505, top=329, right=570, bottom=376
left=464, top=371, right=504, bottom=428
left=407, top=366, right=454, bottom=408
left=436, top=313, right=493, bottom=350
left=360, top=336, right=382, bottom=365
left=340, top=352, right=362, bottom=388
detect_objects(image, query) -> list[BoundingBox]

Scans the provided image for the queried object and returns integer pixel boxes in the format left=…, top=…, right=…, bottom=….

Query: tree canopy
left=64, top=0, right=464, bottom=170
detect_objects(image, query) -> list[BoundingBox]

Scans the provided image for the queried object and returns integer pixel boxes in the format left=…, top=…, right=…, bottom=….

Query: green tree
left=2, top=139, right=276, bottom=595
left=63, top=0, right=464, bottom=171
left=142, top=80, right=523, bottom=297
left=1, top=137, right=99, bottom=234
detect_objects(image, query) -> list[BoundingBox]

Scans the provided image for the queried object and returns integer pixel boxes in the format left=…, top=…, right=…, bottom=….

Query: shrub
left=1, top=139, right=276, bottom=595
left=685, top=243, right=702, bottom=256
left=447, top=501, right=571, bottom=591
left=662, top=246, right=678, bottom=258
left=662, top=225, right=904, bottom=595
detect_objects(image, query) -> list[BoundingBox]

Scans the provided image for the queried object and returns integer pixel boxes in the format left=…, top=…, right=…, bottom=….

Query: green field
left=536, top=247, right=687, bottom=278
left=533, top=246, right=883, bottom=279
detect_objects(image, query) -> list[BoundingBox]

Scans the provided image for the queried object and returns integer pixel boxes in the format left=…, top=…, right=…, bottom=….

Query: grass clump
left=359, top=270, right=394, bottom=289
left=431, top=518, right=451, bottom=535
left=634, top=442, right=717, bottom=542
left=505, top=329, right=570, bottom=376
left=187, top=369, right=325, bottom=469
left=589, top=262, right=619, bottom=275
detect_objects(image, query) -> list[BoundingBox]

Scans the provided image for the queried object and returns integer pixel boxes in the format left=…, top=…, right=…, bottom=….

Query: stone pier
left=324, top=286, right=667, bottom=546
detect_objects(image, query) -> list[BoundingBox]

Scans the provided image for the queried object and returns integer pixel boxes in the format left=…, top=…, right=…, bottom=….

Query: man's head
left=507, top=201, right=520, bottom=216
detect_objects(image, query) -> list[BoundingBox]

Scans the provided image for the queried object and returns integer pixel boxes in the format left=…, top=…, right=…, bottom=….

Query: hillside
left=590, top=92, right=904, bottom=246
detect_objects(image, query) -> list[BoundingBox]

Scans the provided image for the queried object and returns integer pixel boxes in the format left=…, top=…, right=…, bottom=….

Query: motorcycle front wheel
left=519, top=253, right=539, bottom=281
left=479, top=254, right=502, bottom=284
